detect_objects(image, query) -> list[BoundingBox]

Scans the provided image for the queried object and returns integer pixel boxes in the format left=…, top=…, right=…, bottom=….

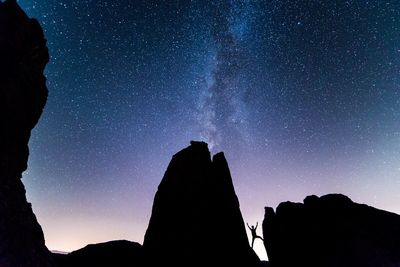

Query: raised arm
left=255, top=222, right=258, bottom=229
left=246, top=222, right=251, bottom=230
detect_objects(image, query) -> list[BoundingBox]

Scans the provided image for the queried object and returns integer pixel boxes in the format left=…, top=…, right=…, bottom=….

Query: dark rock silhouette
left=143, top=141, right=260, bottom=266
left=263, top=194, right=400, bottom=267
left=53, top=240, right=144, bottom=267
left=0, top=0, right=51, bottom=266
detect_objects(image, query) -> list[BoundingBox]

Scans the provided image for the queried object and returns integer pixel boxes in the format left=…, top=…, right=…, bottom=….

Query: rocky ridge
left=263, top=194, right=400, bottom=267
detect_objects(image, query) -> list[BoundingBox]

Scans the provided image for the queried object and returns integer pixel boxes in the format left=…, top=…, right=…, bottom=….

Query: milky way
left=198, top=0, right=252, bottom=150
left=17, top=0, right=400, bottom=260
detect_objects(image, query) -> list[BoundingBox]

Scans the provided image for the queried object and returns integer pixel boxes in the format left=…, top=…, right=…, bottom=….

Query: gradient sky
left=16, top=0, right=400, bottom=260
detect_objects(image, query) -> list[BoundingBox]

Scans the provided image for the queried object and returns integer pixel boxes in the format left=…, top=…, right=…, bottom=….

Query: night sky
left=17, top=0, right=400, bottom=260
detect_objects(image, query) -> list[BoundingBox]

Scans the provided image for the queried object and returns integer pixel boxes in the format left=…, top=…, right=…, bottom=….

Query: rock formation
left=53, top=240, right=144, bottom=267
left=263, top=194, right=400, bottom=267
left=143, top=141, right=260, bottom=266
left=0, top=0, right=52, bottom=266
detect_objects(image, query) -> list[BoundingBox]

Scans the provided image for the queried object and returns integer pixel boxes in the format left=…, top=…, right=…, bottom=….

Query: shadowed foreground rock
left=143, top=141, right=260, bottom=267
left=263, top=194, right=400, bottom=267
left=53, top=240, right=144, bottom=267
left=0, top=0, right=51, bottom=266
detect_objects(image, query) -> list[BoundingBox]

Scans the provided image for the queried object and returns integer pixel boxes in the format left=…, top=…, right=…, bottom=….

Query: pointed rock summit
left=0, top=1, right=51, bottom=266
left=143, top=141, right=260, bottom=266
left=263, top=194, right=400, bottom=267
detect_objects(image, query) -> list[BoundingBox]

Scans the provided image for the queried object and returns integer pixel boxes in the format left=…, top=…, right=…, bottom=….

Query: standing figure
left=247, top=222, right=264, bottom=248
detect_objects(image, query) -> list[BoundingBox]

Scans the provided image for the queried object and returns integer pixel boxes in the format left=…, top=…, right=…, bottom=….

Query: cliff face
left=0, top=1, right=51, bottom=266
left=263, top=194, right=400, bottom=267
left=143, top=141, right=260, bottom=266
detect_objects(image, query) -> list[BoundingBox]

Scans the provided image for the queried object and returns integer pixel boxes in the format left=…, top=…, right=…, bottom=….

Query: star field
left=17, top=0, right=400, bottom=260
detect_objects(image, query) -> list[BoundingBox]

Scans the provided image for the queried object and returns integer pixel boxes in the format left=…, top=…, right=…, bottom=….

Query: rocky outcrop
left=0, top=1, right=51, bottom=266
left=143, top=141, right=260, bottom=266
left=263, top=194, right=400, bottom=267
left=53, top=240, right=144, bottom=267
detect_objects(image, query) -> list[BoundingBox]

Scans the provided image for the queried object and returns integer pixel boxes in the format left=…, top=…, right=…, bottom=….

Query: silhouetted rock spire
left=143, top=141, right=260, bottom=266
left=262, top=194, right=400, bottom=267
left=0, top=1, right=51, bottom=266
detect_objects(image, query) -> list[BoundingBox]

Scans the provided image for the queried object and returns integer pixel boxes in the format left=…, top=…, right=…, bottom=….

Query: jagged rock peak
left=190, top=140, right=209, bottom=148
left=144, top=141, right=260, bottom=267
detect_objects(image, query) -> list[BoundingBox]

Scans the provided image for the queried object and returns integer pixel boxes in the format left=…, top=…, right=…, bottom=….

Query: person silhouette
left=247, top=222, right=264, bottom=248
